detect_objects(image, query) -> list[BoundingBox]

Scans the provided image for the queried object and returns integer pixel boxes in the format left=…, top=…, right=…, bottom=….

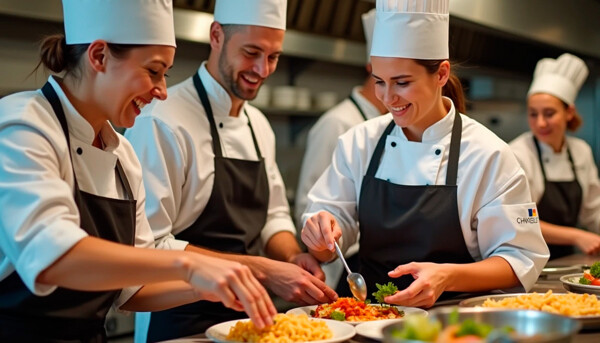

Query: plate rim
left=354, top=318, right=406, bottom=341
left=205, top=317, right=356, bottom=343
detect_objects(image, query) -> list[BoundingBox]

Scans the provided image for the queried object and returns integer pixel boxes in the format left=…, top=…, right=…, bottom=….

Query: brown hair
left=35, top=34, right=138, bottom=79
left=414, top=60, right=466, bottom=114
left=561, top=100, right=583, bottom=132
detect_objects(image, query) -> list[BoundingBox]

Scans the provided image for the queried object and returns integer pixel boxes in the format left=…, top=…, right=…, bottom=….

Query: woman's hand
left=184, top=253, right=277, bottom=329
left=301, top=211, right=342, bottom=253
left=383, top=262, right=452, bottom=308
left=573, top=230, right=600, bottom=255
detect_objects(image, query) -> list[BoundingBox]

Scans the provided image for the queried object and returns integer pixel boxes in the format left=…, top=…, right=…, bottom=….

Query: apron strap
left=365, top=121, right=396, bottom=177
left=533, top=136, right=579, bottom=184
left=348, top=94, right=368, bottom=121
left=116, top=159, right=135, bottom=200
left=193, top=72, right=223, bottom=157
left=445, top=112, right=462, bottom=186
left=192, top=72, right=263, bottom=159
left=41, top=82, right=81, bottom=194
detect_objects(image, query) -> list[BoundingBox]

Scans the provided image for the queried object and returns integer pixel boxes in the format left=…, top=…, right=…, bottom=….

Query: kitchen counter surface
left=160, top=254, right=600, bottom=343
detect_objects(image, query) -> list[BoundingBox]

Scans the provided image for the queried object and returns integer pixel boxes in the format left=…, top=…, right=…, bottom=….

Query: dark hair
left=414, top=59, right=466, bottom=114
left=560, top=99, right=583, bottom=132
left=35, top=34, right=138, bottom=79
left=221, top=24, right=246, bottom=45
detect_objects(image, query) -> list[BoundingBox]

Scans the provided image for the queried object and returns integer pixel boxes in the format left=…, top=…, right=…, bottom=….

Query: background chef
left=510, top=53, right=600, bottom=259
left=0, top=0, right=275, bottom=341
left=126, top=0, right=336, bottom=341
left=301, top=0, right=549, bottom=308
left=295, top=8, right=387, bottom=297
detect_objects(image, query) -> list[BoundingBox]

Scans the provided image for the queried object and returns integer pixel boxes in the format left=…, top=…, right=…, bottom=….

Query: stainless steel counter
left=160, top=254, right=600, bottom=342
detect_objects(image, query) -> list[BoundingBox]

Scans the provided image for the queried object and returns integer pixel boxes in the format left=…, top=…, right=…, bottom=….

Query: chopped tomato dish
left=312, top=297, right=404, bottom=321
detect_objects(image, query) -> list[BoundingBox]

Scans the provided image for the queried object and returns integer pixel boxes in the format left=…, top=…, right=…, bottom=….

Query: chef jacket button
left=544, top=158, right=549, bottom=163
left=76, top=147, right=83, bottom=155
left=219, top=122, right=223, bottom=128
left=435, top=149, right=441, bottom=155
left=391, top=141, right=397, bottom=147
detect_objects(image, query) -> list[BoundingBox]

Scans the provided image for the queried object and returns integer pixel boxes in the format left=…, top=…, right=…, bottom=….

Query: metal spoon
left=333, top=242, right=367, bottom=301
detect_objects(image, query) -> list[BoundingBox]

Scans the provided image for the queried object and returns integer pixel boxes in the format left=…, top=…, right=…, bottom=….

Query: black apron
left=147, top=73, right=270, bottom=342
left=0, top=82, right=136, bottom=343
left=533, top=137, right=582, bottom=260
left=334, top=94, right=367, bottom=297
left=358, top=113, right=474, bottom=301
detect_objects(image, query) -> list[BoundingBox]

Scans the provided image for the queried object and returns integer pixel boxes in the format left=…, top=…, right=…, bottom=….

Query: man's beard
left=218, top=50, right=261, bottom=101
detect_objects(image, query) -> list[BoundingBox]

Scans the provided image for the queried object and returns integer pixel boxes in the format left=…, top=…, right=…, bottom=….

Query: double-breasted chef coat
left=125, top=63, right=296, bottom=342
left=510, top=132, right=600, bottom=258
left=0, top=76, right=155, bottom=342
left=302, top=98, right=550, bottom=296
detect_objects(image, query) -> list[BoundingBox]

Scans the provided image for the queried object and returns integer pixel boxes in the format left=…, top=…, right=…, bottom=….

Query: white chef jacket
left=303, top=98, right=549, bottom=292
left=510, top=132, right=600, bottom=233
left=0, top=76, right=155, bottom=309
left=295, top=86, right=382, bottom=227
left=125, top=63, right=295, bottom=251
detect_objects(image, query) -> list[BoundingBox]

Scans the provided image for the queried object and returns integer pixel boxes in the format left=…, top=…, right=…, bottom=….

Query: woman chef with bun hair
left=510, top=53, right=600, bottom=259
left=301, top=0, right=549, bottom=308
left=0, top=0, right=274, bottom=341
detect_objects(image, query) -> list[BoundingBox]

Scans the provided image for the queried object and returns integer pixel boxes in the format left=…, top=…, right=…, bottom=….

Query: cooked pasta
left=313, top=297, right=404, bottom=321
left=226, top=314, right=332, bottom=343
left=481, top=290, right=600, bottom=316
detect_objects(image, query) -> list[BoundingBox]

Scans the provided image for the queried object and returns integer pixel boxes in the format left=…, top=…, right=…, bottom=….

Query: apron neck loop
left=348, top=94, right=368, bottom=121
left=533, top=136, right=578, bottom=183
left=445, top=112, right=462, bottom=186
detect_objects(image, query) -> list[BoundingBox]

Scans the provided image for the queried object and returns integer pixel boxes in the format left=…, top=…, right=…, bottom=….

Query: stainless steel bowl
left=382, top=307, right=581, bottom=343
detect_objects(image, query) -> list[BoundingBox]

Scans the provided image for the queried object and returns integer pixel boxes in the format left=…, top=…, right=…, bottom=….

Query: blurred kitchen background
left=1, top=0, right=600, bottom=340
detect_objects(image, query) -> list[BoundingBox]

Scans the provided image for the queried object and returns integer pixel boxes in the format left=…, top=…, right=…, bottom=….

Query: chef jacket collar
left=198, top=62, right=246, bottom=118
left=537, top=136, right=567, bottom=157
left=47, top=76, right=120, bottom=152
left=391, top=96, right=455, bottom=143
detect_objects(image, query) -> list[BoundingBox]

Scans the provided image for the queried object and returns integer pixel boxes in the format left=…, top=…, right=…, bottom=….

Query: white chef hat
left=527, top=53, right=589, bottom=105
left=362, top=8, right=376, bottom=62
left=63, top=0, right=176, bottom=47
left=214, top=0, right=287, bottom=31
left=371, top=0, right=449, bottom=59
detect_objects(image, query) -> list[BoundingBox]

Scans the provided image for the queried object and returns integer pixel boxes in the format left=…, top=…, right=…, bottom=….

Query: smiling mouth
left=132, top=98, right=148, bottom=113
left=391, top=104, right=410, bottom=112
left=241, top=73, right=262, bottom=85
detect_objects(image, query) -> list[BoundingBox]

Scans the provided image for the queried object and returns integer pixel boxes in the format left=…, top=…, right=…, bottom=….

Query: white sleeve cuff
left=154, top=233, right=189, bottom=251
left=17, top=220, right=88, bottom=295
left=261, top=217, right=296, bottom=248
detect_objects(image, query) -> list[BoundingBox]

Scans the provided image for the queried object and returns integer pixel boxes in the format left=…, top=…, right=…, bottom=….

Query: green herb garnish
left=372, top=282, right=398, bottom=304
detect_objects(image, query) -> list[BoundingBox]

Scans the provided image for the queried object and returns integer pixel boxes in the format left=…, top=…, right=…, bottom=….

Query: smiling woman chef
left=301, top=0, right=550, bottom=308
left=510, top=53, right=600, bottom=259
left=0, top=0, right=275, bottom=341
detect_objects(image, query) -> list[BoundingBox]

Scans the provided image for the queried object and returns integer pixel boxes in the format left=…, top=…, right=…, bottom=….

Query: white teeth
left=244, top=75, right=259, bottom=83
left=133, top=98, right=146, bottom=111
left=391, top=104, right=410, bottom=111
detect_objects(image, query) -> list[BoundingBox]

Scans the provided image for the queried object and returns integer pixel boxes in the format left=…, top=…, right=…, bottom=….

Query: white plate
left=354, top=318, right=405, bottom=341
left=560, top=273, right=600, bottom=295
left=205, top=318, right=356, bottom=343
left=286, top=305, right=428, bottom=326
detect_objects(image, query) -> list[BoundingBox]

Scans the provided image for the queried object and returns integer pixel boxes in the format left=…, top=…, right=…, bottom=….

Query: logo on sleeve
left=517, top=208, right=539, bottom=224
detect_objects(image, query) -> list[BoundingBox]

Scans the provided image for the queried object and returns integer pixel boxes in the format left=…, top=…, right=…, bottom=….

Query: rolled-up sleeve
left=0, top=124, right=88, bottom=295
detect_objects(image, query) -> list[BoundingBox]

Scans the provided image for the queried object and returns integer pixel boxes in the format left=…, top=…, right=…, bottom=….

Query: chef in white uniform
left=125, top=0, right=336, bottom=341
left=301, top=0, right=549, bottom=308
left=510, top=53, right=600, bottom=259
left=0, top=1, right=276, bottom=341
left=295, top=8, right=387, bottom=296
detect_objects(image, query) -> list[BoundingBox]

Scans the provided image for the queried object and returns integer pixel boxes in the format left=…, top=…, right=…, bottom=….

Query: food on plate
left=481, top=290, right=600, bottom=316
left=312, top=297, right=404, bottom=321
left=390, top=312, right=514, bottom=343
left=226, top=313, right=332, bottom=343
left=372, top=282, right=399, bottom=304
left=579, top=261, right=600, bottom=285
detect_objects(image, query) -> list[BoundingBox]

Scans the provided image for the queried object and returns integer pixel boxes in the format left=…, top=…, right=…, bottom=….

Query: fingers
left=229, top=270, right=275, bottom=329
left=303, top=276, right=338, bottom=304
left=388, top=263, right=417, bottom=278
left=301, top=212, right=338, bottom=252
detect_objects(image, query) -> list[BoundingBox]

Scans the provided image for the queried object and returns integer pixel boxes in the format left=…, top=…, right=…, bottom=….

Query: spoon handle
left=334, top=242, right=352, bottom=275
